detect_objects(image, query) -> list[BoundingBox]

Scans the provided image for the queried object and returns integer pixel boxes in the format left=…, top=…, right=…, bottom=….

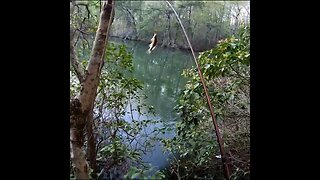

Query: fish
left=147, top=33, right=157, bottom=54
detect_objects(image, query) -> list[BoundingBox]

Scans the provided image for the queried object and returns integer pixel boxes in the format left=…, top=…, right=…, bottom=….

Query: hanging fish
left=147, top=33, right=157, bottom=54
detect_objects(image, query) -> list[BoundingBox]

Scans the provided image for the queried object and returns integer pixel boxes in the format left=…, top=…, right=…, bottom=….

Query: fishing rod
left=165, top=1, right=230, bottom=179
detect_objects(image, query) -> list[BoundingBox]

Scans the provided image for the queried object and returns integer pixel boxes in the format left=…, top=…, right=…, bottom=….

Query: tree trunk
left=86, top=3, right=115, bottom=177
left=70, top=0, right=115, bottom=179
left=86, top=108, right=97, bottom=178
left=70, top=99, right=89, bottom=179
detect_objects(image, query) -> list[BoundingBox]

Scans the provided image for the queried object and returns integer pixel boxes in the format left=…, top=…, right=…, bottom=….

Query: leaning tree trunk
left=86, top=3, right=115, bottom=179
left=70, top=0, right=115, bottom=179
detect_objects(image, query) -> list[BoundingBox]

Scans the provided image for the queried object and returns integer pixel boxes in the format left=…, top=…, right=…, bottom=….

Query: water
left=75, top=37, right=195, bottom=173
left=110, top=38, right=194, bottom=170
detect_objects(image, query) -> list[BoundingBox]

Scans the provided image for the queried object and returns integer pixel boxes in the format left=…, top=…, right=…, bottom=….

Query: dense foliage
left=161, top=26, right=250, bottom=179
left=70, top=43, right=165, bottom=179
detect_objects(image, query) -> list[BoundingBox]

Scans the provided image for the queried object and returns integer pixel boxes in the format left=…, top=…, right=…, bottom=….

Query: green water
left=79, top=37, right=194, bottom=120
left=110, top=38, right=194, bottom=122
left=110, top=38, right=195, bottom=170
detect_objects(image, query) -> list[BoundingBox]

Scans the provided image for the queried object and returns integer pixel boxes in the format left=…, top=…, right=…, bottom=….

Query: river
left=110, top=37, right=194, bottom=171
left=75, top=37, right=195, bottom=175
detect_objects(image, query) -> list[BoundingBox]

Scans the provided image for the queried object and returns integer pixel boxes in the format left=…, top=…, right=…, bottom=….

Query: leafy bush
left=161, top=26, right=250, bottom=179
left=70, top=43, right=165, bottom=179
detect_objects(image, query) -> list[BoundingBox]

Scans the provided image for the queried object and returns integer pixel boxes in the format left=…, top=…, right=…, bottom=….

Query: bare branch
left=73, top=32, right=81, bottom=47
left=73, top=17, right=87, bottom=46
left=70, top=40, right=85, bottom=83
left=80, top=31, right=92, bottom=50
left=85, top=4, right=91, bottom=19
left=76, top=28, right=90, bottom=35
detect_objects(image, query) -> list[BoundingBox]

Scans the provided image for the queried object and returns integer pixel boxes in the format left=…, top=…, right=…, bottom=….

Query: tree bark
left=70, top=0, right=115, bottom=179
left=70, top=99, right=89, bottom=179
left=86, top=108, right=97, bottom=178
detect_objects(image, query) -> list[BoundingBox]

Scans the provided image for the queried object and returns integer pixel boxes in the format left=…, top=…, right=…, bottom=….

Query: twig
left=70, top=40, right=85, bottom=82
left=96, top=138, right=104, bottom=155
left=85, top=4, right=90, bottom=19
left=74, top=17, right=87, bottom=47
left=74, top=33, right=81, bottom=47
left=76, top=28, right=90, bottom=35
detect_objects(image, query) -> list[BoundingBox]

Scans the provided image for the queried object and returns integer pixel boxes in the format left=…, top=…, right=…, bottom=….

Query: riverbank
left=109, top=35, right=209, bottom=53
